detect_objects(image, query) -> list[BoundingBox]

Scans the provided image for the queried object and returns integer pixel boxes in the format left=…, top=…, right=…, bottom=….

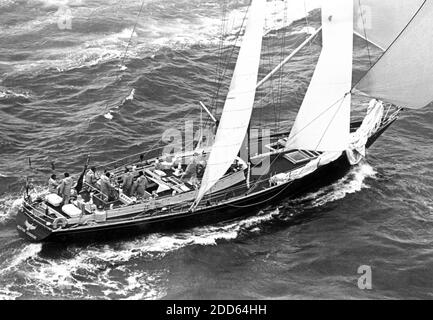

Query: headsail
left=286, top=0, right=353, bottom=152
left=193, top=0, right=266, bottom=206
left=354, top=0, right=425, bottom=50
left=355, top=1, right=433, bottom=109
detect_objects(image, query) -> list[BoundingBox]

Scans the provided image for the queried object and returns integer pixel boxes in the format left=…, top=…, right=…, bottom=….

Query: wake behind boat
left=16, top=0, right=433, bottom=242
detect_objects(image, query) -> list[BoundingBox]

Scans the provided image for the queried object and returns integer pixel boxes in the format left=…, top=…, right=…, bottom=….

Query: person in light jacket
left=84, top=166, right=97, bottom=190
left=100, top=172, right=115, bottom=201
left=58, top=172, right=73, bottom=204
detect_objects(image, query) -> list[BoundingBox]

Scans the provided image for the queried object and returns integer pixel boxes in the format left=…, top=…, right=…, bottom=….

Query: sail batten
left=355, top=0, right=433, bottom=109
left=193, top=0, right=265, bottom=206
left=286, top=0, right=353, bottom=152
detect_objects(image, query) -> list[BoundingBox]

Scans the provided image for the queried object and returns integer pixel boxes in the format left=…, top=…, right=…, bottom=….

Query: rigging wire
left=358, top=0, right=372, bottom=66
left=101, top=0, right=146, bottom=119
left=351, top=0, right=427, bottom=92
left=120, top=0, right=146, bottom=68
left=210, top=4, right=250, bottom=120
left=276, top=0, right=289, bottom=132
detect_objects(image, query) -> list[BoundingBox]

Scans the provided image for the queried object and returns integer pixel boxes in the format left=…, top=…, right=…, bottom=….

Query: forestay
left=356, top=1, right=433, bottom=109
left=286, top=0, right=353, bottom=152
left=193, top=0, right=265, bottom=206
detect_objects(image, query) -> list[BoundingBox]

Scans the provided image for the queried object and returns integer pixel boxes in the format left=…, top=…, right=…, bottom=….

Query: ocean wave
left=0, top=89, right=31, bottom=100
left=0, top=187, right=48, bottom=225
left=0, top=208, right=277, bottom=299
left=0, top=0, right=15, bottom=9
left=8, top=243, right=167, bottom=299
left=0, top=243, right=42, bottom=276
left=80, top=211, right=277, bottom=264
left=296, top=162, right=377, bottom=208
left=0, top=286, right=22, bottom=300
left=103, top=88, right=135, bottom=119
left=289, top=26, right=316, bottom=35
left=0, top=195, right=23, bottom=225
left=5, top=0, right=320, bottom=74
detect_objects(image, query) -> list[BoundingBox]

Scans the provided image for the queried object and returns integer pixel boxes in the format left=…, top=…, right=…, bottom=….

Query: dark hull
left=16, top=117, right=396, bottom=243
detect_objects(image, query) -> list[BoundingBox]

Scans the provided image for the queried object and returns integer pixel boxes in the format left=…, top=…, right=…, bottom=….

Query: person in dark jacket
left=48, top=174, right=59, bottom=194
left=122, top=167, right=134, bottom=196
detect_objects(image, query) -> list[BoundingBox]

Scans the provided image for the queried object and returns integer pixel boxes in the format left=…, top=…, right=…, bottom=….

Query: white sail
left=356, top=1, right=433, bottom=109
left=354, top=0, right=425, bottom=50
left=286, top=0, right=353, bottom=152
left=194, top=0, right=265, bottom=205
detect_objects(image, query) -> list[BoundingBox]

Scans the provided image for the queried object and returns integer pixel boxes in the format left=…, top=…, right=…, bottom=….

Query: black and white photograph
left=0, top=0, right=432, bottom=302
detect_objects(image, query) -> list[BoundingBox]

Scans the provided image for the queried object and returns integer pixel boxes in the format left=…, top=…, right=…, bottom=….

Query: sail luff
left=286, top=0, right=353, bottom=152
left=355, top=0, right=433, bottom=109
left=193, top=0, right=266, bottom=206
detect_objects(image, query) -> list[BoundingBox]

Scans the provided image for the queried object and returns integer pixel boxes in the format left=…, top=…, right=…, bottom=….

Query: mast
left=192, top=0, right=266, bottom=208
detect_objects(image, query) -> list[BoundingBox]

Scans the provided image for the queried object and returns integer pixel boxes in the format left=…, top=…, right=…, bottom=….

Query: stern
left=16, top=203, right=52, bottom=242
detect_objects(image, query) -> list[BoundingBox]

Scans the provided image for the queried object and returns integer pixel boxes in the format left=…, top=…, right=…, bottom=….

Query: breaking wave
left=0, top=195, right=23, bottom=225
left=103, top=88, right=135, bottom=119
left=295, top=162, right=377, bottom=208
left=0, top=209, right=277, bottom=299
left=0, top=89, right=31, bottom=100
left=6, top=0, right=320, bottom=74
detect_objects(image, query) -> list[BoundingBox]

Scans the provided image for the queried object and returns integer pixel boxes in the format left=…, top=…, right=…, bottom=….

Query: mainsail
left=286, top=0, right=353, bottom=152
left=193, top=0, right=265, bottom=206
left=356, top=0, right=433, bottom=109
left=354, top=0, right=425, bottom=50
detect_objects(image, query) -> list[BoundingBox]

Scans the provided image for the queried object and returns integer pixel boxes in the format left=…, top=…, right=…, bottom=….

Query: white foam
left=0, top=187, right=49, bottom=224
left=297, top=162, right=377, bottom=208
left=104, top=111, right=113, bottom=120
left=0, top=90, right=31, bottom=100
left=104, top=88, right=135, bottom=117
left=125, top=88, right=135, bottom=101
left=19, top=245, right=167, bottom=299
left=7, top=0, right=321, bottom=74
left=0, top=195, right=22, bottom=224
left=0, top=286, right=22, bottom=300
left=17, top=209, right=278, bottom=298
left=0, top=244, right=42, bottom=276
left=290, top=26, right=316, bottom=35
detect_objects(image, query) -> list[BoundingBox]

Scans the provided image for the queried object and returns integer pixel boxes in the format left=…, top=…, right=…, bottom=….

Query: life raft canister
left=53, top=217, right=68, bottom=230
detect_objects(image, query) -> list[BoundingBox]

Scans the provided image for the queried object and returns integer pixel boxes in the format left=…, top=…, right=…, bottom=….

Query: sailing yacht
left=16, top=0, right=432, bottom=242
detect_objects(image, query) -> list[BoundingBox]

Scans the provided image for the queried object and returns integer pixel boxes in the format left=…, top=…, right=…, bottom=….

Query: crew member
left=58, top=172, right=73, bottom=204
left=122, top=167, right=134, bottom=196
left=100, top=172, right=115, bottom=201
left=84, top=166, right=97, bottom=189
left=48, top=174, right=59, bottom=194
left=133, top=171, right=149, bottom=198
